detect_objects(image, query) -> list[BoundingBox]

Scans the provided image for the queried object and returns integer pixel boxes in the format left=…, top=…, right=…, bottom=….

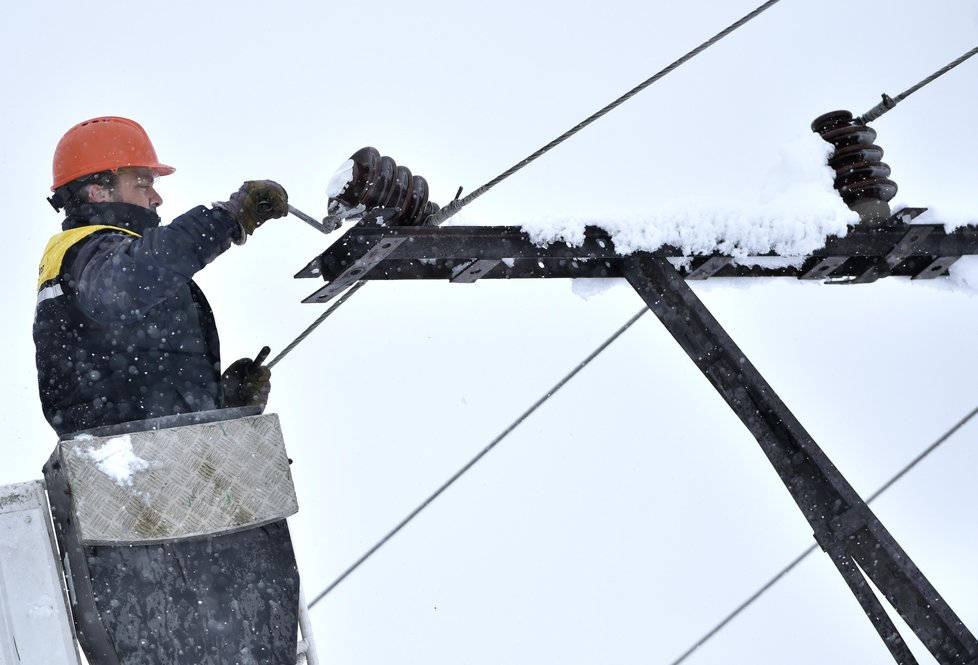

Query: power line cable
left=668, top=402, right=978, bottom=665
left=268, top=0, right=786, bottom=368
left=273, top=28, right=975, bottom=373
left=297, top=9, right=978, bottom=638
left=427, top=0, right=784, bottom=226
left=307, top=326, right=978, bottom=618
left=267, top=281, right=367, bottom=369
left=857, top=45, right=978, bottom=124
left=269, top=0, right=785, bottom=368
left=307, top=307, right=649, bottom=608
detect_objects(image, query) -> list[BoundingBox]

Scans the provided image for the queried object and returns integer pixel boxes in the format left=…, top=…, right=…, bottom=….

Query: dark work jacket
left=34, top=202, right=242, bottom=435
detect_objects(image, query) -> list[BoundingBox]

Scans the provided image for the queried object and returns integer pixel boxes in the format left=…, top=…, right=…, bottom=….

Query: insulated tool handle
left=289, top=204, right=339, bottom=234
left=251, top=345, right=271, bottom=369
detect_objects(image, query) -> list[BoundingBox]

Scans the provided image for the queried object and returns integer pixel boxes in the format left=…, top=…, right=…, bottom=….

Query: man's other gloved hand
left=214, top=180, right=288, bottom=244
left=221, top=347, right=272, bottom=410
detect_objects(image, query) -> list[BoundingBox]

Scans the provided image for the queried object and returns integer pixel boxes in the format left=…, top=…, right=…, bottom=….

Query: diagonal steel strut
left=619, top=254, right=978, bottom=665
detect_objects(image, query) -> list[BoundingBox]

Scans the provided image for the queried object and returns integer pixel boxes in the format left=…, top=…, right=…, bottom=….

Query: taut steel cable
left=307, top=308, right=650, bottom=607
left=426, top=0, right=785, bottom=225
left=668, top=402, right=978, bottom=665
left=857, top=45, right=978, bottom=124
left=270, top=0, right=787, bottom=369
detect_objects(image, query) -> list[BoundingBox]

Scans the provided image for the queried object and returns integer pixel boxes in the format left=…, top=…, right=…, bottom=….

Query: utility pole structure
left=294, top=207, right=978, bottom=664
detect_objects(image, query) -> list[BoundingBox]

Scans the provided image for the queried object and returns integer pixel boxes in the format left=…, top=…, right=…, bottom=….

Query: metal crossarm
left=295, top=210, right=978, bottom=303
left=295, top=215, right=978, bottom=663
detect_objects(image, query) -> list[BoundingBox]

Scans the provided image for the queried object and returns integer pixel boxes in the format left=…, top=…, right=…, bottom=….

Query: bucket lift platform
left=1, top=408, right=319, bottom=665
left=296, top=210, right=978, bottom=665
left=0, top=481, right=80, bottom=665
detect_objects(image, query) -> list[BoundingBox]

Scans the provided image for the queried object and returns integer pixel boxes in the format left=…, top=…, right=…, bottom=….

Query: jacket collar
left=62, top=202, right=162, bottom=235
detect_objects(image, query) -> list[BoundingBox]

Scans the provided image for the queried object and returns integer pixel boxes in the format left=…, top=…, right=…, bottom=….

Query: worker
left=35, top=116, right=285, bottom=435
left=34, top=116, right=300, bottom=664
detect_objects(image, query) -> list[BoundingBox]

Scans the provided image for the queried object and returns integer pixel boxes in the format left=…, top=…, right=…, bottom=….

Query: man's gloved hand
left=221, top=347, right=272, bottom=410
left=214, top=180, right=288, bottom=244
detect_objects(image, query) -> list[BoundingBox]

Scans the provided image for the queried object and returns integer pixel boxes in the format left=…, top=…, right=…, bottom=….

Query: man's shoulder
left=49, top=224, right=139, bottom=248
left=37, top=225, right=140, bottom=291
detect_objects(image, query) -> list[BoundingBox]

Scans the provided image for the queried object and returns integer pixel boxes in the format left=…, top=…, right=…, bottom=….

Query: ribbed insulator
left=811, top=110, right=897, bottom=223
left=327, top=146, right=440, bottom=226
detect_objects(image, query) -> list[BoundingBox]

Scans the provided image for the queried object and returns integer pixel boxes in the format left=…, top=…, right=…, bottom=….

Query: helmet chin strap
left=47, top=193, right=66, bottom=212
left=47, top=172, right=116, bottom=213
left=47, top=183, right=82, bottom=212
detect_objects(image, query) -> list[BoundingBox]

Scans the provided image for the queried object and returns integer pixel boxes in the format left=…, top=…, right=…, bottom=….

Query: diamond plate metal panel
left=59, top=414, right=298, bottom=545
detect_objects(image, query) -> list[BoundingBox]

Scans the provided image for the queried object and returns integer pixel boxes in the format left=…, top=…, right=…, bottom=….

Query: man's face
left=89, top=167, right=163, bottom=210
left=112, top=168, right=163, bottom=209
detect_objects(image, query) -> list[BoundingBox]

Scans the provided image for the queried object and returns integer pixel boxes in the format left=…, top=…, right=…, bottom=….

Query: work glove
left=221, top=346, right=272, bottom=411
left=214, top=180, right=288, bottom=244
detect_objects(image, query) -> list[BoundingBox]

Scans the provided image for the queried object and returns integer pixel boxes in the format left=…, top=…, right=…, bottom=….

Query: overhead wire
left=665, top=44, right=978, bottom=663
left=272, top=18, right=977, bottom=370
left=267, top=0, right=786, bottom=371
left=298, top=0, right=977, bottom=628
left=307, top=307, right=650, bottom=608
left=307, top=340, right=978, bottom=615
left=426, top=0, right=784, bottom=226
left=668, top=402, right=978, bottom=665
left=267, top=282, right=367, bottom=369
left=857, top=45, right=978, bottom=123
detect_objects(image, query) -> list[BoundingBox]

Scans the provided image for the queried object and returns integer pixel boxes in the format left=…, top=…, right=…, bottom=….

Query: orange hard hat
left=51, top=116, right=175, bottom=190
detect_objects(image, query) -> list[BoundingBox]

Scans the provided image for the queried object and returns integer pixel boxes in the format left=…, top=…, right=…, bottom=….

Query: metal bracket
left=687, top=256, right=732, bottom=280
left=801, top=256, right=848, bottom=280
left=846, top=225, right=934, bottom=284
left=913, top=255, right=960, bottom=279
left=892, top=207, right=929, bottom=225
left=450, top=259, right=501, bottom=283
left=300, top=237, right=406, bottom=304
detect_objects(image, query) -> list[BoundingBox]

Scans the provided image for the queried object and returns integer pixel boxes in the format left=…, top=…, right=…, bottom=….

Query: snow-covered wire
left=668, top=401, right=978, bottom=665
left=307, top=307, right=650, bottom=608
left=426, top=0, right=785, bottom=225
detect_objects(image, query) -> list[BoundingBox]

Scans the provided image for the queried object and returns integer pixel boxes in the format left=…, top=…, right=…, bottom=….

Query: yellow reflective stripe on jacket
left=36, top=225, right=141, bottom=292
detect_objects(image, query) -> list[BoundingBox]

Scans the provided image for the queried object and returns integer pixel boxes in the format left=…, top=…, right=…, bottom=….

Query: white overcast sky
left=3, top=1, right=978, bottom=663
